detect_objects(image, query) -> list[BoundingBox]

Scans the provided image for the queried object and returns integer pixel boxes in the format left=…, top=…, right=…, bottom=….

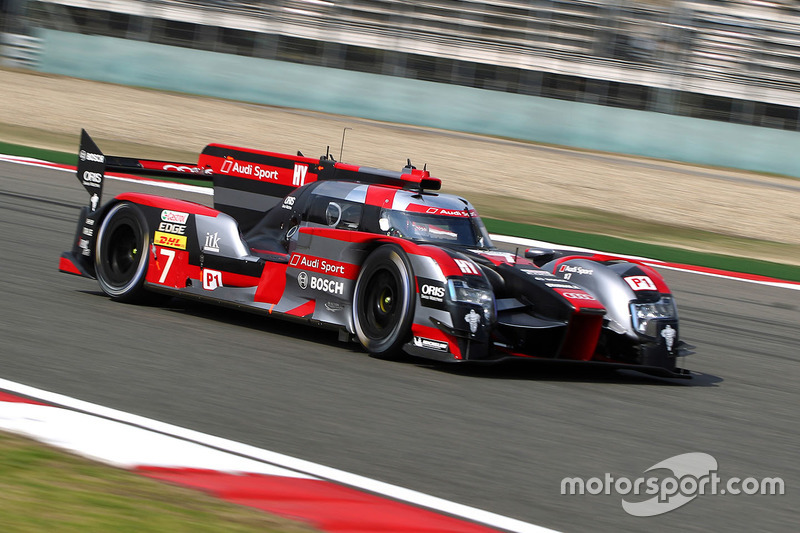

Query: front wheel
left=352, top=245, right=415, bottom=358
left=94, top=202, right=151, bottom=302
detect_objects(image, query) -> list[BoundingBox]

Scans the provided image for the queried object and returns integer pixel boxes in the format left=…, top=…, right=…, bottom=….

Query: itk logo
left=202, top=269, right=223, bottom=291
left=561, top=452, right=784, bottom=517
left=203, top=232, right=220, bottom=253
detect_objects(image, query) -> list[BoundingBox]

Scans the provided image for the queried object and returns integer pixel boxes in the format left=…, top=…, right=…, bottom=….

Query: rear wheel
left=95, top=202, right=151, bottom=302
left=352, top=245, right=415, bottom=358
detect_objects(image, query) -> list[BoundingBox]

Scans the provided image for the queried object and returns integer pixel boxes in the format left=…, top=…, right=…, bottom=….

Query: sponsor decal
left=521, top=268, right=554, bottom=277
left=78, top=238, right=91, bottom=256
left=560, top=292, right=596, bottom=301
left=546, top=282, right=580, bottom=289
left=289, top=253, right=357, bottom=279
left=282, top=196, right=296, bottom=210
left=417, top=277, right=447, bottom=309
left=297, top=272, right=344, bottom=295
left=293, top=164, right=308, bottom=186
left=464, top=308, right=481, bottom=333
left=82, top=226, right=93, bottom=237
left=154, top=231, right=187, bottom=250
left=82, top=171, right=102, bottom=188
left=559, top=264, right=594, bottom=276
left=161, top=210, right=189, bottom=224
left=324, top=301, right=344, bottom=312
left=79, top=150, right=104, bottom=163
left=625, top=275, right=658, bottom=291
left=162, top=164, right=203, bottom=173
left=157, top=222, right=186, bottom=235
left=420, top=206, right=474, bottom=217
left=311, top=276, right=344, bottom=295
left=219, top=158, right=279, bottom=180
left=90, top=194, right=99, bottom=211
left=203, top=232, right=220, bottom=253
left=454, top=258, right=481, bottom=275
left=661, top=324, right=677, bottom=352
left=413, top=336, right=449, bottom=352
left=202, top=269, right=223, bottom=291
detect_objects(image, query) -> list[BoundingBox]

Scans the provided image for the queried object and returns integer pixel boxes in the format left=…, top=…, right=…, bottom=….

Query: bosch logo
left=79, top=150, right=104, bottom=163
left=311, top=276, right=344, bottom=295
left=297, top=271, right=308, bottom=289
left=421, top=284, right=445, bottom=298
left=561, top=292, right=596, bottom=301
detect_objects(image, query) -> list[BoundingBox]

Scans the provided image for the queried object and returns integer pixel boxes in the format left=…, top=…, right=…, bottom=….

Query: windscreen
left=380, top=208, right=493, bottom=248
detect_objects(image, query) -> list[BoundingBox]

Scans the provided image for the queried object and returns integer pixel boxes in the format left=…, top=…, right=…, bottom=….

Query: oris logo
left=82, top=171, right=102, bottom=187
left=421, top=284, right=445, bottom=299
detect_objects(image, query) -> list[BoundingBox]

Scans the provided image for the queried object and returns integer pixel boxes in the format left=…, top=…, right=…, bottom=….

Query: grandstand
left=6, top=0, right=800, bottom=130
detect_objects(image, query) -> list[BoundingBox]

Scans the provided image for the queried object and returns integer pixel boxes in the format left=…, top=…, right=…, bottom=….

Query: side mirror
left=524, top=247, right=555, bottom=266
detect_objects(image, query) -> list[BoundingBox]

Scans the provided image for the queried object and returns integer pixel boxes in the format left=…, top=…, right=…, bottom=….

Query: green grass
left=0, top=431, right=318, bottom=533
left=3, top=139, right=799, bottom=282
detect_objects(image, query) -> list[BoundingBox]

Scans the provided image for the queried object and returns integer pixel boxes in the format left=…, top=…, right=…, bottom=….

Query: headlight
left=447, top=279, right=495, bottom=323
left=630, top=296, right=677, bottom=335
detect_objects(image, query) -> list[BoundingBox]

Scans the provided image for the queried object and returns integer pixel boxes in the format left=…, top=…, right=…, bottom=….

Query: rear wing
left=75, top=129, right=212, bottom=213
left=75, top=129, right=442, bottom=232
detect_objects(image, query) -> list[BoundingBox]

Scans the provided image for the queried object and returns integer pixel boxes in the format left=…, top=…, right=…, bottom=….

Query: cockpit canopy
left=245, top=180, right=494, bottom=252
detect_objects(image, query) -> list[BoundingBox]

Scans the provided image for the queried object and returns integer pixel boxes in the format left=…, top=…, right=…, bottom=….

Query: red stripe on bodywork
left=558, top=313, right=604, bottom=361
left=410, top=324, right=462, bottom=360
left=138, top=468, right=501, bottom=533
left=255, top=262, right=289, bottom=305
left=116, top=192, right=219, bottom=216
left=635, top=263, right=671, bottom=293
left=58, top=256, right=83, bottom=276
left=286, top=300, right=315, bottom=318
left=365, top=185, right=398, bottom=208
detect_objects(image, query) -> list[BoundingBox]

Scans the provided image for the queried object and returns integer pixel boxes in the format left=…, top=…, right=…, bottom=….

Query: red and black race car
left=60, top=130, right=691, bottom=377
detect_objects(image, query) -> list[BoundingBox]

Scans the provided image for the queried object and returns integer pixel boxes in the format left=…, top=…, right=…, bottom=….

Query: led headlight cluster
left=447, top=279, right=495, bottom=323
left=630, top=296, right=677, bottom=335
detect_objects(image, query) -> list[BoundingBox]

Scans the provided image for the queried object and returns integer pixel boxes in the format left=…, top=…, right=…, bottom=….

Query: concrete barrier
left=34, top=29, right=800, bottom=178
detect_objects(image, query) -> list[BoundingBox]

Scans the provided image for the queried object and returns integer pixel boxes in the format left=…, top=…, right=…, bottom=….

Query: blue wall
left=36, top=29, right=800, bottom=178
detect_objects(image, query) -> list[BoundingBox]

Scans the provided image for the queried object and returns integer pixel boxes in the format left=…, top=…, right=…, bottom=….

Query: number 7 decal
left=158, top=248, right=176, bottom=284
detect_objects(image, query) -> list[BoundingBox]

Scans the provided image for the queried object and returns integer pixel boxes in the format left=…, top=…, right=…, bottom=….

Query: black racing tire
left=94, top=202, right=151, bottom=302
left=352, top=244, right=415, bottom=359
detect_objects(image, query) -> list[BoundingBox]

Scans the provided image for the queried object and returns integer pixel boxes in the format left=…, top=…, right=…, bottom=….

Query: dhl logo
left=154, top=231, right=187, bottom=250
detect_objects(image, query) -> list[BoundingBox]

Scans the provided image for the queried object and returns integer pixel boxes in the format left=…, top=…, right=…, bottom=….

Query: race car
left=60, top=130, right=691, bottom=377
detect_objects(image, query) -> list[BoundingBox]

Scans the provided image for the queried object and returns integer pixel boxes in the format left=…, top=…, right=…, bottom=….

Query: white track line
left=0, top=378, right=557, bottom=533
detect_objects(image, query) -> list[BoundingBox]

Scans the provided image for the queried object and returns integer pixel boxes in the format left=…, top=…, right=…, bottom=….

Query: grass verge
left=0, top=431, right=318, bottom=533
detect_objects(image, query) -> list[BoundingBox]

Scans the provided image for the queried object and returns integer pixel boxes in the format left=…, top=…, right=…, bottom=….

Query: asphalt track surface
left=1, top=160, right=798, bottom=532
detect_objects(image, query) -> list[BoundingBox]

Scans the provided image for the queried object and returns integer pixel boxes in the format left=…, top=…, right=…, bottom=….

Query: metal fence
left=6, top=0, right=800, bottom=130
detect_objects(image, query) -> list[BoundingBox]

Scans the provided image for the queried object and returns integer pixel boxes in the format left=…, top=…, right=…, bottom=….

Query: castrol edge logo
left=161, top=210, right=189, bottom=224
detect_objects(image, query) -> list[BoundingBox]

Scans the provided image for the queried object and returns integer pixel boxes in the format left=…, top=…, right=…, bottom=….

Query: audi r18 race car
left=60, top=130, right=691, bottom=377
